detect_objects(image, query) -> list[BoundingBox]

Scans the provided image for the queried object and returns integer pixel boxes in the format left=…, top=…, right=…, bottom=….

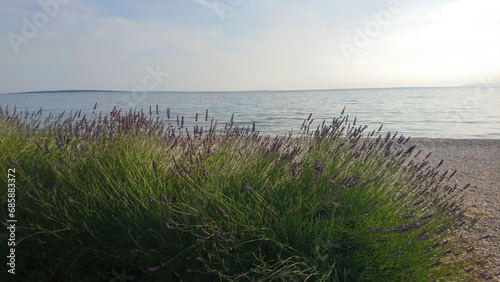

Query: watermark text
left=6, top=168, right=17, bottom=275
left=121, top=65, right=170, bottom=108
left=8, top=0, right=70, bottom=54
left=340, top=0, right=402, bottom=62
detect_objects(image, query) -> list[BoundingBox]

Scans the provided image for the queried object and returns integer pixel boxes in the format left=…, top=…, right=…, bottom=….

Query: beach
left=408, top=138, right=500, bottom=280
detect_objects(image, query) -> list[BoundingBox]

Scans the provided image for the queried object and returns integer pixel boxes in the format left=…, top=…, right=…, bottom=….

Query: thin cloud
left=0, top=0, right=498, bottom=93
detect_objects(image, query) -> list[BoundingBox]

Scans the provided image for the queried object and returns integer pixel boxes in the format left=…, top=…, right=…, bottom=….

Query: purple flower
left=165, top=221, right=172, bottom=229
left=218, top=207, right=228, bottom=218
left=148, top=266, right=159, bottom=272
left=421, top=214, right=433, bottom=220
left=169, top=167, right=179, bottom=176
left=413, top=199, right=424, bottom=206
left=7, top=158, right=20, bottom=169
left=44, top=140, right=51, bottom=153
left=161, top=194, right=170, bottom=203
left=200, top=227, right=210, bottom=235
left=34, top=140, right=43, bottom=150
left=419, top=230, right=429, bottom=240
left=219, top=247, right=232, bottom=253
left=168, top=218, right=179, bottom=228
left=26, top=192, right=36, bottom=200
left=150, top=196, right=159, bottom=205
left=245, top=185, right=255, bottom=193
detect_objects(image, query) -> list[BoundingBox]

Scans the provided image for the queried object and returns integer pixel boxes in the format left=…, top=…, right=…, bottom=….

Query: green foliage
left=0, top=106, right=474, bottom=281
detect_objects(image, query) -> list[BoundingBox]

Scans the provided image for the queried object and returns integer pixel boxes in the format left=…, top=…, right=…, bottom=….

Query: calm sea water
left=1, top=87, right=499, bottom=138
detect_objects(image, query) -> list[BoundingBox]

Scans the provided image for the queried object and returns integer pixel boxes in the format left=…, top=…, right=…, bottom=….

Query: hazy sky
left=1, top=0, right=499, bottom=93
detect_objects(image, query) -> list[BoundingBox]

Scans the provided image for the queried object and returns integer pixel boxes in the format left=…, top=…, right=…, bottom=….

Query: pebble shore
left=408, top=138, right=500, bottom=281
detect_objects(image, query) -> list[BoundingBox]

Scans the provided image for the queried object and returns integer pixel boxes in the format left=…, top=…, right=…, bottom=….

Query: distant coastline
left=459, top=83, right=500, bottom=88
left=4, top=89, right=123, bottom=95
left=3, top=83, right=500, bottom=95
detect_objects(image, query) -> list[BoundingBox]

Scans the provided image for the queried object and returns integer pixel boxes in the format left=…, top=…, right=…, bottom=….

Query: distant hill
left=11, top=90, right=122, bottom=94
left=460, top=83, right=500, bottom=87
left=4, top=84, right=500, bottom=95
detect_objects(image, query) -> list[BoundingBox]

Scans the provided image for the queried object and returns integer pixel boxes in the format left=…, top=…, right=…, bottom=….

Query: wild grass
left=0, top=104, right=476, bottom=281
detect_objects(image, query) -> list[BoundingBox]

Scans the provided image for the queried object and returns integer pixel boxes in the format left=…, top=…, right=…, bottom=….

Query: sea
left=1, top=87, right=499, bottom=139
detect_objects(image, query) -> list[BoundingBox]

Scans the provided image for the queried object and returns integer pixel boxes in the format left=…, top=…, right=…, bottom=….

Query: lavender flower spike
left=218, top=207, right=229, bottom=218
left=245, top=185, right=255, bottom=193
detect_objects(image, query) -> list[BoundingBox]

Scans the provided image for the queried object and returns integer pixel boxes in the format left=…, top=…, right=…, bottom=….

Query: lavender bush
left=0, top=104, right=476, bottom=281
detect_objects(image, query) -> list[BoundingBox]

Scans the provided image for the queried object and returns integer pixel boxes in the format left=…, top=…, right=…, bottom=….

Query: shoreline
left=407, top=138, right=500, bottom=280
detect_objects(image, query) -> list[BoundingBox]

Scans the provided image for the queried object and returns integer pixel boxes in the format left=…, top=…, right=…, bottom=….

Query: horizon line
left=2, top=83, right=499, bottom=95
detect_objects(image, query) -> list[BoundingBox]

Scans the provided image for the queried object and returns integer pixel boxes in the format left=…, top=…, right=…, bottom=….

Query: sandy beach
left=408, top=138, right=500, bottom=281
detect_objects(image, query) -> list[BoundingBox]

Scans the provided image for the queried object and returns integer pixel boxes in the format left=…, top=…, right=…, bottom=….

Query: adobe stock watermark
left=209, top=0, right=243, bottom=20
left=6, top=168, right=17, bottom=275
left=7, top=0, right=70, bottom=54
left=121, top=65, right=170, bottom=108
left=339, top=0, right=403, bottom=62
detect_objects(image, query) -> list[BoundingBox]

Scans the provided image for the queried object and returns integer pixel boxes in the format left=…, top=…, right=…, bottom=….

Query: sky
left=0, top=0, right=499, bottom=93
